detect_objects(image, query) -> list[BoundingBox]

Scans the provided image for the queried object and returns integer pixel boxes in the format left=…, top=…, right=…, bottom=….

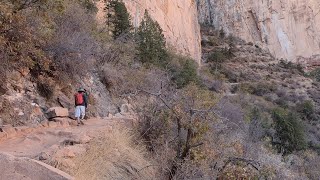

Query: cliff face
left=96, top=0, right=201, bottom=63
left=197, top=0, right=320, bottom=63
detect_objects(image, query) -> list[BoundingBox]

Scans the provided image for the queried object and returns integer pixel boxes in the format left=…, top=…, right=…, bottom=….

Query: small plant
left=272, top=108, right=307, bottom=154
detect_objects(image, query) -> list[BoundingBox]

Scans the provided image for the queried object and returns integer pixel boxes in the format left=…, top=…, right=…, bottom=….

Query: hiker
left=74, top=88, right=88, bottom=125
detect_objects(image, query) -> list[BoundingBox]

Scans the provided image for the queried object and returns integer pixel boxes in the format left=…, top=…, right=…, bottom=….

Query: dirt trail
left=0, top=118, right=130, bottom=158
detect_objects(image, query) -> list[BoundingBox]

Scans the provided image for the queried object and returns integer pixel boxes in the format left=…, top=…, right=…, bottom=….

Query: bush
left=71, top=127, right=155, bottom=179
left=37, top=76, right=55, bottom=100
left=252, top=82, right=277, bottom=96
left=308, top=68, right=320, bottom=82
left=208, top=49, right=233, bottom=75
left=279, top=59, right=304, bottom=74
left=239, top=82, right=277, bottom=96
left=272, top=108, right=307, bottom=154
left=136, top=10, right=168, bottom=67
left=45, top=0, right=98, bottom=78
left=296, top=100, right=316, bottom=121
left=171, top=58, right=200, bottom=89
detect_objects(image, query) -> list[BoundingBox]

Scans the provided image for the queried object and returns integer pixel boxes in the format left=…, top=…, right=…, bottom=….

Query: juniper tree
left=105, top=0, right=131, bottom=38
left=137, top=10, right=168, bottom=67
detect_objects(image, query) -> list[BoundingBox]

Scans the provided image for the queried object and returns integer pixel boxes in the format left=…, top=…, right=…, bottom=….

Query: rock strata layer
left=196, top=0, right=320, bottom=63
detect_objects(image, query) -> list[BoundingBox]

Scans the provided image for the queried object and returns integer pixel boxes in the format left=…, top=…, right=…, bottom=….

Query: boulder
left=45, top=107, right=69, bottom=119
left=0, top=152, right=73, bottom=180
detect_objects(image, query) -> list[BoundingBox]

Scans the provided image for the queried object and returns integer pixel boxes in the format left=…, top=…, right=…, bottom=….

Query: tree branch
left=219, top=157, right=261, bottom=173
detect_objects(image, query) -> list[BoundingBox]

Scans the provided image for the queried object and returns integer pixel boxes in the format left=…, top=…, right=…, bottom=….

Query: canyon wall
left=197, top=0, right=320, bottom=63
left=96, top=0, right=201, bottom=63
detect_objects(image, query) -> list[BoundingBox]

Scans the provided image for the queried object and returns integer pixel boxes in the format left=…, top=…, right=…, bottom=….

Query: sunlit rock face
left=197, top=0, right=320, bottom=63
left=97, top=0, right=202, bottom=63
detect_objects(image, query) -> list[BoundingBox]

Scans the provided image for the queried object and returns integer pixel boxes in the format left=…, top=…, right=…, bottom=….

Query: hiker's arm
left=74, top=95, right=77, bottom=107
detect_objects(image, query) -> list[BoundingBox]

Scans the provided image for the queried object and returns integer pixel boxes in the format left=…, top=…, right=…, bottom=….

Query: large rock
left=0, top=152, right=73, bottom=180
left=45, top=107, right=69, bottom=119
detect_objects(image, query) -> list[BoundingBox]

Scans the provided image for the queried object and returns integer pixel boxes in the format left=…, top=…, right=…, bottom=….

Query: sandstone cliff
left=96, top=0, right=202, bottom=63
left=197, top=0, right=320, bottom=63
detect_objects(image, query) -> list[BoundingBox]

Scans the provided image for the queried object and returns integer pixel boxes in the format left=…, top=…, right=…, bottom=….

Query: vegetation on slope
left=1, top=0, right=320, bottom=179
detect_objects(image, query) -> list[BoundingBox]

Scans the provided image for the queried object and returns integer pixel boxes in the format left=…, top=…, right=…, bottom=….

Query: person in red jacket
left=74, top=88, right=88, bottom=126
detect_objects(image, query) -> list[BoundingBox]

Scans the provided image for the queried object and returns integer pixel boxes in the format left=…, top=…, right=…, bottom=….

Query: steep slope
left=200, top=26, right=320, bottom=179
left=197, top=0, right=320, bottom=63
left=96, top=0, right=202, bottom=63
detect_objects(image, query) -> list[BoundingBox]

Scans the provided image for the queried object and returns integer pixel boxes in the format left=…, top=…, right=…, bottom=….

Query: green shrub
left=279, top=59, right=304, bottom=74
left=296, top=100, right=315, bottom=121
left=208, top=49, right=232, bottom=75
left=136, top=10, right=168, bottom=67
left=309, top=68, right=320, bottom=82
left=171, top=59, right=199, bottom=89
left=252, top=82, right=277, bottom=96
left=208, top=51, right=227, bottom=63
left=272, top=108, right=307, bottom=154
left=239, top=82, right=276, bottom=96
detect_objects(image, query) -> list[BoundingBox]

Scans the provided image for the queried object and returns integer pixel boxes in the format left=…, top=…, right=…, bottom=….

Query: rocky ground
left=0, top=114, right=135, bottom=179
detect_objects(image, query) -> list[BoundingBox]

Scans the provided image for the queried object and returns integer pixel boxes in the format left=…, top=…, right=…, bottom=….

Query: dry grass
left=71, top=127, right=156, bottom=180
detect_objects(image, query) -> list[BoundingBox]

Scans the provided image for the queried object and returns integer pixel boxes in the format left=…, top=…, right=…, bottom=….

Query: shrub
left=279, top=59, right=304, bottom=74
left=171, top=58, right=200, bottom=89
left=79, top=0, right=97, bottom=12
left=71, top=127, right=155, bottom=179
left=272, top=108, right=307, bottom=154
left=37, top=76, right=55, bottom=100
left=239, top=82, right=277, bottom=96
left=252, top=82, right=277, bottom=96
left=309, top=68, right=320, bottom=82
left=296, top=100, right=315, bottom=121
left=208, top=49, right=232, bottom=75
left=136, top=83, right=217, bottom=179
left=136, top=10, right=168, bottom=67
left=45, top=0, right=98, bottom=78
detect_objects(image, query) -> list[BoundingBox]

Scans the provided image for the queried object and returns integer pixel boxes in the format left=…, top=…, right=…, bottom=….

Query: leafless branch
left=219, top=157, right=261, bottom=173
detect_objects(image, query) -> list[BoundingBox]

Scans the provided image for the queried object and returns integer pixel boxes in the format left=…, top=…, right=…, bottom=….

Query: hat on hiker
left=78, top=88, right=85, bottom=92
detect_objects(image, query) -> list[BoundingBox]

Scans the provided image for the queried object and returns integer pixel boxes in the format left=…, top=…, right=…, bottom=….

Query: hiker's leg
left=75, top=106, right=81, bottom=124
left=80, top=106, right=85, bottom=120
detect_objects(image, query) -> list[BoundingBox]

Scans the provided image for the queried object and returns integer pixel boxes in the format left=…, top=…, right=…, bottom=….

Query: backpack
left=75, top=92, right=84, bottom=105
